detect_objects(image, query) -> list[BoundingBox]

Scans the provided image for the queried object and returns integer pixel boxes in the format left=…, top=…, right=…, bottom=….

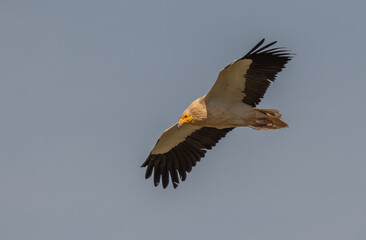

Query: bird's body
left=185, top=96, right=288, bottom=129
left=142, top=39, right=293, bottom=188
left=182, top=96, right=254, bottom=128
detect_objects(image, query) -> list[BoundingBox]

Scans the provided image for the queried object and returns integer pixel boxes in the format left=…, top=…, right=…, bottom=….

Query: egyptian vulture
left=142, top=39, right=293, bottom=189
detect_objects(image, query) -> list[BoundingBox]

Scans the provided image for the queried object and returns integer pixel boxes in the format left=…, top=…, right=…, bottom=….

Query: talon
left=255, top=118, right=272, bottom=126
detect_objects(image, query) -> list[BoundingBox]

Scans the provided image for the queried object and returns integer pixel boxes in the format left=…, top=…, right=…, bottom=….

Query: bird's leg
left=254, top=118, right=273, bottom=127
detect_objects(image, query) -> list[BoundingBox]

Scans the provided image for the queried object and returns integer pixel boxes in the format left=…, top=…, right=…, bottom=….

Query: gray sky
left=1, top=0, right=366, bottom=239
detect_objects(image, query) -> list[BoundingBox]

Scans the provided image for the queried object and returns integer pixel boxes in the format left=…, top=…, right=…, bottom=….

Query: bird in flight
left=141, top=39, right=293, bottom=189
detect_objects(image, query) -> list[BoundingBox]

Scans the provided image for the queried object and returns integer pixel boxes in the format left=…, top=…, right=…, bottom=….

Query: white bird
left=141, top=39, right=293, bottom=188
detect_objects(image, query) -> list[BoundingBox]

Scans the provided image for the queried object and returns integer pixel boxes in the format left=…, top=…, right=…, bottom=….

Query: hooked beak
left=177, top=119, right=184, bottom=128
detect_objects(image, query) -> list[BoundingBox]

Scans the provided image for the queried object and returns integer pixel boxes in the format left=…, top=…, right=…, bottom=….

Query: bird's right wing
left=141, top=123, right=233, bottom=188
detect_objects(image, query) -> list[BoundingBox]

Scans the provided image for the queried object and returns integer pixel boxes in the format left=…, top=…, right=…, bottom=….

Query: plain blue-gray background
left=1, top=1, right=366, bottom=239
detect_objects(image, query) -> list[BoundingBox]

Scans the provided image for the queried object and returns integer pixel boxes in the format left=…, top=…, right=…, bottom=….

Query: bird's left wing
left=142, top=124, right=233, bottom=188
left=205, top=39, right=292, bottom=106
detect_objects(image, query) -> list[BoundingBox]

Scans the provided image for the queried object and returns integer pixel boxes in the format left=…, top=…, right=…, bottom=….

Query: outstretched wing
left=141, top=124, right=233, bottom=188
left=205, top=39, right=293, bottom=106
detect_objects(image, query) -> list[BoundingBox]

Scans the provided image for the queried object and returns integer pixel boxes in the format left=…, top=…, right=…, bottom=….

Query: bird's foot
left=255, top=118, right=273, bottom=127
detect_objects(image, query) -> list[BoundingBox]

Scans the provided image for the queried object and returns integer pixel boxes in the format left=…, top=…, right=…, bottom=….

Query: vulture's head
left=177, top=113, right=193, bottom=127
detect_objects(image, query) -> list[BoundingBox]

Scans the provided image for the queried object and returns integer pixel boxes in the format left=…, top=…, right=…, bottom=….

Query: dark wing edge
left=141, top=127, right=234, bottom=189
left=241, top=38, right=294, bottom=107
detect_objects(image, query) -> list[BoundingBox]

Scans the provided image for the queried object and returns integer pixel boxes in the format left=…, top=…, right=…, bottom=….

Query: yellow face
left=178, top=113, right=193, bottom=127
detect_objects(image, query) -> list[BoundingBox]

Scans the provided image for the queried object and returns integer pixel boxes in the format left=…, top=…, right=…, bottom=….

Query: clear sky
left=1, top=1, right=366, bottom=239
